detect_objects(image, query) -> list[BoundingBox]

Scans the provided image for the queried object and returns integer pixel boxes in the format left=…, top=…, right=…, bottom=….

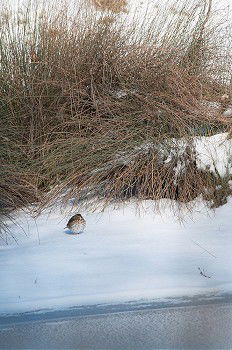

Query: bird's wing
left=67, top=216, right=76, bottom=225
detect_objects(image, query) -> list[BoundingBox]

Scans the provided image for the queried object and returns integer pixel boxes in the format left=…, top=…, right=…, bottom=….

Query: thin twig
left=191, top=238, right=217, bottom=258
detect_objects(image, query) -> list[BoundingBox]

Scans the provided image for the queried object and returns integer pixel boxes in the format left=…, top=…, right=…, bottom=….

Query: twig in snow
left=34, top=219, right=40, bottom=245
left=198, top=267, right=211, bottom=278
left=191, top=239, right=217, bottom=258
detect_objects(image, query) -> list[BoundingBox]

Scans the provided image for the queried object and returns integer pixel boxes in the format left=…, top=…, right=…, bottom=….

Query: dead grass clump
left=0, top=167, right=39, bottom=234
left=38, top=135, right=227, bottom=214
left=203, top=170, right=232, bottom=208
left=87, top=147, right=207, bottom=203
left=0, top=0, right=232, bottom=226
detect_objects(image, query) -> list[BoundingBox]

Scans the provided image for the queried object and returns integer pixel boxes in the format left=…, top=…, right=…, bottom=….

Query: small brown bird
left=64, top=214, right=86, bottom=234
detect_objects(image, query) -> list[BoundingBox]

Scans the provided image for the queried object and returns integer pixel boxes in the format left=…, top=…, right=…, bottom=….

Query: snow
left=196, top=133, right=232, bottom=176
left=223, top=107, right=232, bottom=117
left=1, top=195, right=232, bottom=315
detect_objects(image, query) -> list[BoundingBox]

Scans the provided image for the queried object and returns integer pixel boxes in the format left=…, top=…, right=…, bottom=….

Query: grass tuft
left=1, top=0, right=232, bottom=229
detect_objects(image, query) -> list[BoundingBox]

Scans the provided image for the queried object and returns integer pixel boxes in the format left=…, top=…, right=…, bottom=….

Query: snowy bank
left=0, top=197, right=232, bottom=315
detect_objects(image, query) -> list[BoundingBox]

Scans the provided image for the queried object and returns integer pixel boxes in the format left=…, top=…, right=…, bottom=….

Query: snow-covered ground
left=0, top=194, right=232, bottom=315
left=1, top=0, right=232, bottom=317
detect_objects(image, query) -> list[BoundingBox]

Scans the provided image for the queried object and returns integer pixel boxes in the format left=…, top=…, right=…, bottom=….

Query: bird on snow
left=64, top=214, right=86, bottom=234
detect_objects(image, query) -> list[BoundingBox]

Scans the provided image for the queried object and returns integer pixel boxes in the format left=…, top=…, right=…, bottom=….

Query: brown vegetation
left=0, top=0, right=232, bottom=229
left=89, top=0, right=128, bottom=13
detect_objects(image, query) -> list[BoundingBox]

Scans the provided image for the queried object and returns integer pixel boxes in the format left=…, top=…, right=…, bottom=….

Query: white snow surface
left=1, top=196, right=232, bottom=315
left=196, top=133, right=232, bottom=176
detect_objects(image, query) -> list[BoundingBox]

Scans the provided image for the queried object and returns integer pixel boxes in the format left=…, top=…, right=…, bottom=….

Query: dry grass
left=0, top=0, right=232, bottom=227
left=89, top=0, right=128, bottom=13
